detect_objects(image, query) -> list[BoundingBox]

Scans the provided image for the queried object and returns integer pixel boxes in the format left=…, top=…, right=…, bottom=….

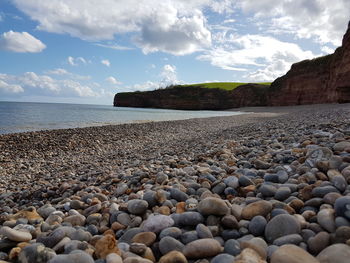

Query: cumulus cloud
left=67, top=56, right=87, bottom=66
left=160, top=64, right=179, bottom=86
left=0, top=79, right=24, bottom=94
left=12, top=0, right=214, bottom=55
left=0, top=30, right=46, bottom=53
left=0, top=72, right=99, bottom=97
left=106, top=76, right=122, bottom=85
left=101, top=59, right=111, bottom=67
left=238, top=0, right=350, bottom=46
left=198, top=34, right=315, bottom=81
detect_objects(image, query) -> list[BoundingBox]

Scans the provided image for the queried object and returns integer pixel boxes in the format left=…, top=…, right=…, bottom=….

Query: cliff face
left=269, top=24, right=350, bottom=105
left=115, top=23, right=350, bottom=110
left=114, top=84, right=269, bottom=110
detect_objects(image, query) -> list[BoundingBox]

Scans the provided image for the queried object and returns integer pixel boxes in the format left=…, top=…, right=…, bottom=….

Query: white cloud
left=238, top=0, right=350, bottom=46
left=0, top=79, right=24, bottom=94
left=95, top=43, right=134, bottom=50
left=101, top=59, right=111, bottom=67
left=160, top=64, right=179, bottom=86
left=321, top=46, right=335, bottom=55
left=106, top=76, right=122, bottom=85
left=12, top=0, right=214, bottom=55
left=0, top=30, right=46, bottom=53
left=0, top=72, right=99, bottom=97
left=198, top=34, right=315, bottom=81
left=67, top=56, right=87, bottom=66
left=45, top=68, right=91, bottom=80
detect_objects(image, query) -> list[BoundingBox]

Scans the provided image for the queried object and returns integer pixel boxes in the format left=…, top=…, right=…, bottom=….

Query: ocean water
left=0, top=101, right=243, bottom=134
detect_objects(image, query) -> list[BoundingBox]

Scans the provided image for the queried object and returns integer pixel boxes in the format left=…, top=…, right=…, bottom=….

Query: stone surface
left=182, top=238, right=223, bottom=259
left=265, top=214, right=301, bottom=242
left=316, top=244, right=350, bottom=263
left=0, top=226, right=32, bottom=242
left=242, top=201, right=272, bottom=220
left=197, top=197, right=229, bottom=216
left=94, top=234, right=120, bottom=259
left=271, top=245, right=318, bottom=263
left=159, top=251, right=188, bottom=263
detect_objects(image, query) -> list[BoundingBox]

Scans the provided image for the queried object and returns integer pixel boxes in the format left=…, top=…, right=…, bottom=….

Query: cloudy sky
left=0, top=0, right=349, bottom=105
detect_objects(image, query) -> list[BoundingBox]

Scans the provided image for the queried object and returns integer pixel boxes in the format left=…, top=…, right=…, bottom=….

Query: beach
left=0, top=103, right=350, bottom=262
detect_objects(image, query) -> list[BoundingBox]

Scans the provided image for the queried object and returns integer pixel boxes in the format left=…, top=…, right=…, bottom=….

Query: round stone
left=197, top=197, right=229, bottom=216
left=196, top=224, right=213, bottom=238
left=169, top=188, right=188, bottom=202
left=249, top=216, right=267, bottom=236
left=316, top=244, right=350, bottom=263
left=211, top=253, right=235, bottom=263
left=241, top=200, right=272, bottom=220
left=159, top=236, right=185, bottom=255
left=18, top=243, right=56, bottom=263
left=265, top=214, right=301, bottom=242
left=259, top=184, right=277, bottom=197
left=159, top=251, right=187, bottom=263
left=221, top=215, right=239, bottom=229
left=183, top=238, right=223, bottom=259
left=334, top=196, right=350, bottom=220
left=273, top=234, right=302, bottom=246
left=307, top=232, right=330, bottom=255
left=131, top=232, right=156, bottom=246
left=178, top=212, right=204, bottom=226
left=274, top=187, right=291, bottom=201
left=0, top=226, right=32, bottom=242
left=48, top=250, right=94, bottom=263
left=317, top=209, right=336, bottom=232
left=159, top=227, right=182, bottom=239
left=142, top=215, right=174, bottom=233
left=224, top=239, right=241, bottom=256
left=271, top=245, right=318, bottom=263
left=127, top=199, right=149, bottom=215
left=333, top=141, right=350, bottom=152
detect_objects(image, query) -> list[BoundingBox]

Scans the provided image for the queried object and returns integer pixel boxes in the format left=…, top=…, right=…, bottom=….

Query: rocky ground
left=0, top=104, right=350, bottom=263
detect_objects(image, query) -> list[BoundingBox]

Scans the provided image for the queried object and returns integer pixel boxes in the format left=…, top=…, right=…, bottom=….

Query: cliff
left=114, top=22, right=350, bottom=109
left=114, top=84, right=269, bottom=110
left=269, top=23, right=350, bottom=105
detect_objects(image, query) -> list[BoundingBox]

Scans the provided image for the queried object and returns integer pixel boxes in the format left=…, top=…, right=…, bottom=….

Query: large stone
left=333, top=141, right=350, bottom=152
left=235, top=248, right=266, bottom=263
left=159, top=251, right=188, bottom=263
left=265, top=214, right=300, bottom=242
left=142, top=215, right=174, bottom=233
left=159, top=236, right=185, bottom=255
left=0, top=226, right=32, bottom=242
left=48, top=250, right=94, bottom=263
left=127, top=199, right=149, bottom=215
left=197, top=197, right=229, bottom=216
left=271, top=245, right=318, bottom=263
left=183, top=238, right=223, bottom=259
left=131, top=232, right=156, bottom=246
left=316, top=244, right=350, bottom=263
left=242, top=200, right=272, bottom=220
left=317, top=209, right=336, bottom=232
left=95, top=234, right=120, bottom=259
left=334, top=196, right=350, bottom=220
left=18, top=243, right=56, bottom=263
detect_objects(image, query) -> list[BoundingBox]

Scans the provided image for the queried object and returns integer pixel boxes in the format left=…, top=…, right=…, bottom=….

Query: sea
left=0, top=101, right=243, bottom=134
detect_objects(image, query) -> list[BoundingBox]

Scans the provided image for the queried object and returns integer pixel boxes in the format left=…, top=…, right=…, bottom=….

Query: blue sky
left=0, top=0, right=349, bottom=105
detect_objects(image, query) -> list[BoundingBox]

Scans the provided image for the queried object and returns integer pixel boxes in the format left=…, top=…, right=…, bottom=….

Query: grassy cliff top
left=182, top=82, right=271, bottom=91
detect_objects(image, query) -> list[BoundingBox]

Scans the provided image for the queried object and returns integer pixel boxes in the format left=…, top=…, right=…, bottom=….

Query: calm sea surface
left=0, top=101, right=243, bottom=134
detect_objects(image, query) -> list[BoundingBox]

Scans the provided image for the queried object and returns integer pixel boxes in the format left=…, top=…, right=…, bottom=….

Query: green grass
left=183, top=82, right=271, bottom=91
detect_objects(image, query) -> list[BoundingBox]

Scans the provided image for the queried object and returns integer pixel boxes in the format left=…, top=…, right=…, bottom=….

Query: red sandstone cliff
left=269, top=23, right=350, bottom=105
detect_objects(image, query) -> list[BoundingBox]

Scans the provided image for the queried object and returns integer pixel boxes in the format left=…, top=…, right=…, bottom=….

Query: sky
left=0, top=0, right=349, bottom=105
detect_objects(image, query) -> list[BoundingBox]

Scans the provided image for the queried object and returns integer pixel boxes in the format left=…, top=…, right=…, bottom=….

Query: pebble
left=48, top=250, right=94, bottom=263
left=142, top=215, right=174, bottom=233
left=271, top=245, right=319, bottom=263
left=249, top=216, right=267, bottom=236
left=265, top=214, right=300, bottom=242
left=127, top=199, right=149, bottom=215
left=159, top=251, right=188, bottom=263
left=0, top=227, right=32, bottom=242
left=18, top=243, right=56, bottom=263
left=197, top=197, right=229, bottom=216
left=224, top=239, right=241, bottom=256
left=131, top=232, right=156, bottom=246
left=211, top=253, right=235, bottom=263
left=183, top=238, right=223, bottom=259
left=316, top=244, right=350, bottom=263
left=159, top=236, right=185, bottom=255
left=241, top=200, right=272, bottom=220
